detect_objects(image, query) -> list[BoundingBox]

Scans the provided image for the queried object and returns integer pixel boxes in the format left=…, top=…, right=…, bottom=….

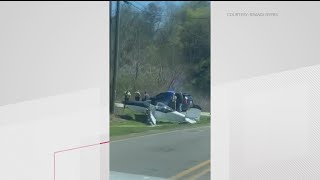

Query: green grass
left=110, top=107, right=210, bottom=140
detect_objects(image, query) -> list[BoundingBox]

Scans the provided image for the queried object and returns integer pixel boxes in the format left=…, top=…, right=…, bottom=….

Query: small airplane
left=123, top=100, right=202, bottom=126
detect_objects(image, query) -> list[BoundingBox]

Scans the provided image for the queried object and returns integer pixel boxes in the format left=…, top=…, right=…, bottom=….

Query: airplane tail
left=185, top=108, right=201, bottom=122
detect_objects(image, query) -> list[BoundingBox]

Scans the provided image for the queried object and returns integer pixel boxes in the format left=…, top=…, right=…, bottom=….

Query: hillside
left=110, top=1, right=210, bottom=111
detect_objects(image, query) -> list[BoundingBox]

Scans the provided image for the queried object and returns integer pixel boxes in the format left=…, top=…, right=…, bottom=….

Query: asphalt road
left=110, top=126, right=211, bottom=180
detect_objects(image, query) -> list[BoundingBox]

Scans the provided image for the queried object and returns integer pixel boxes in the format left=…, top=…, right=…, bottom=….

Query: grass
left=110, top=107, right=210, bottom=140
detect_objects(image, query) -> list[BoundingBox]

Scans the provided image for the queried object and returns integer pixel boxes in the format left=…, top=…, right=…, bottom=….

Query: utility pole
left=110, top=1, right=120, bottom=114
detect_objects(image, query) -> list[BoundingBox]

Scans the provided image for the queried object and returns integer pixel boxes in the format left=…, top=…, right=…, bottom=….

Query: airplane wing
left=123, top=101, right=201, bottom=126
left=123, top=101, right=157, bottom=126
left=123, top=100, right=150, bottom=114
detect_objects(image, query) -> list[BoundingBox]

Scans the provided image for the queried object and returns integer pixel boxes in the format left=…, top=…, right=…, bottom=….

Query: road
left=110, top=126, right=211, bottom=180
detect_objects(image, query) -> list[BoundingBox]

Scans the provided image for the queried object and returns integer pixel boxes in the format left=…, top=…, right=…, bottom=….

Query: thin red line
left=54, top=141, right=109, bottom=154
left=54, top=141, right=108, bottom=180
left=100, top=141, right=108, bottom=145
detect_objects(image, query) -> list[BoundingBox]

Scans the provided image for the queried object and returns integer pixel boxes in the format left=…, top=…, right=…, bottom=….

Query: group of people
left=123, top=90, right=150, bottom=103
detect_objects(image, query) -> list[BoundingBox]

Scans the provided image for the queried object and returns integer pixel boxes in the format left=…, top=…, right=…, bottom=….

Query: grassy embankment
left=110, top=107, right=210, bottom=140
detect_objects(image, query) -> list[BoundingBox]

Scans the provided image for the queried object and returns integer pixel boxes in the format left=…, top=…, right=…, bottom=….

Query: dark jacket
left=176, top=93, right=183, bottom=104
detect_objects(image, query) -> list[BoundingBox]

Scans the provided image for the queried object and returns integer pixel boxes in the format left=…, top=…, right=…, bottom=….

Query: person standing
left=172, top=94, right=177, bottom=110
left=134, top=90, right=141, bottom=101
left=143, top=91, right=150, bottom=101
left=175, top=92, right=183, bottom=112
left=123, top=90, right=131, bottom=109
